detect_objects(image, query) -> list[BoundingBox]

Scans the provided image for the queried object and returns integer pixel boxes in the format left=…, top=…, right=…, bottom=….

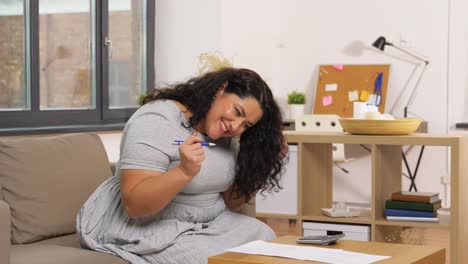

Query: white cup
left=366, top=105, right=379, bottom=113
left=364, top=111, right=381, bottom=119
left=353, top=102, right=367, bottom=119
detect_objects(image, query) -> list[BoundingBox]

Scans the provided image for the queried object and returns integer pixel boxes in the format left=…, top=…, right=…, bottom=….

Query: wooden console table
left=269, top=131, right=467, bottom=264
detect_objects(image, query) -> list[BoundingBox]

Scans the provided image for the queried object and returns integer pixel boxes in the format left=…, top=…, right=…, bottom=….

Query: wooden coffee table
left=208, top=236, right=446, bottom=264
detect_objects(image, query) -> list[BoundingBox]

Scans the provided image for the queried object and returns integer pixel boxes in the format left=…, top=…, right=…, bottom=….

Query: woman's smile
left=199, top=91, right=263, bottom=140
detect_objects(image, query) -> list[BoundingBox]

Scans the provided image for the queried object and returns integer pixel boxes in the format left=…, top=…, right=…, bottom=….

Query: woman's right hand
left=177, top=133, right=205, bottom=178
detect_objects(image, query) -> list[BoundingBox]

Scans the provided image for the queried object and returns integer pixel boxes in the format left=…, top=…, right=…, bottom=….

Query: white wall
left=221, top=0, right=282, bottom=105
left=448, top=0, right=468, bottom=131
left=155, top=0, right=222, bottom=84
left=146, top=0, right=468, bottom=206
left=217, top=0, right=451, bottom=205
left=98, top=132, right=122, bottom=163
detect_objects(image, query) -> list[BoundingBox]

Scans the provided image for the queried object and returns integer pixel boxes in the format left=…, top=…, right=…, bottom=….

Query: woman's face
left=198, top=89, right=263, bottom=140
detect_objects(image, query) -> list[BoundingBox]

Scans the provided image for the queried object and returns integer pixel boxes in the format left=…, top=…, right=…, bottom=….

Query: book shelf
left=274, top=131, right=468, bottom=263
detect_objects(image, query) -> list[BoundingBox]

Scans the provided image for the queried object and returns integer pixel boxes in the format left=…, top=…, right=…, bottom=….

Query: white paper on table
left=227, top=240, right=390, bottom=264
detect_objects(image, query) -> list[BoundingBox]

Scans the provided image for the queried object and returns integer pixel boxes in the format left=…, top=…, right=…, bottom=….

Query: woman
left=77, top=68, right=287, bottom=264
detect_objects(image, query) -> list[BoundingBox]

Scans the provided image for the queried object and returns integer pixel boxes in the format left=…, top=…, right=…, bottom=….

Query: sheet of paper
left=227, top=240, right=390, bottom=264
left=322, top=95, right=333, bottom=106
left=360, top=90, right=369, bottom=101
left=325, top=83, right=338, bottom=92
left=348, top=90, right=359, bottom=102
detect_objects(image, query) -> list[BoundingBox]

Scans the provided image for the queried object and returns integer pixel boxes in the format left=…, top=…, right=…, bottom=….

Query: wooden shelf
left=284, top=131, right=460, bottom=146
left=283, top=131, right=468, bottom=264
left=375, top=220, right=450, bottom=229
left=302, top=214, right=371, bottom=225
left=255, top=213, right=297, bottom=219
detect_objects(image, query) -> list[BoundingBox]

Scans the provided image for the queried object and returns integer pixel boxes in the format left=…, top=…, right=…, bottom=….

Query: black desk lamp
left=372, top=36, right=429, bottom=117
left=373, top=36, right=430, bottom=192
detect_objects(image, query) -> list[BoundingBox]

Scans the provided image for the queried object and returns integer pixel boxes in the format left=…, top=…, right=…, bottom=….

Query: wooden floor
left=258, top=217, right=297, bottom=237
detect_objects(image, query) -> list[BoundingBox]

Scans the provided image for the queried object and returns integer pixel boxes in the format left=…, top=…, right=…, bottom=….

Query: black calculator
left=296, top=233, right=345, bottom=245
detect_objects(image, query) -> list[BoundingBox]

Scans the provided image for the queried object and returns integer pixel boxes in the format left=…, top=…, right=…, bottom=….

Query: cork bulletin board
left=313, top=64, right=390, bottom=117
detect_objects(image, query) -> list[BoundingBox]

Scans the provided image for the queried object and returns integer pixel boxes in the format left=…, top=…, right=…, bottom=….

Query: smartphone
left=296, top=233, right=345, bottom=245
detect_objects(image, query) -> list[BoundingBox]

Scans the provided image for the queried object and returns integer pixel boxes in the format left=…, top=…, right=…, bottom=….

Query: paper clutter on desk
left=364, top=105, right=380, bottom=119
left=353, top=102, right=380, bottom=119
left=364, top=112, right=380, bottom=119
left=353, top=102, right=367, bottom=118
left=353, top=101, right=395, bottom=120
left=380, top=114, right=395, bottom=120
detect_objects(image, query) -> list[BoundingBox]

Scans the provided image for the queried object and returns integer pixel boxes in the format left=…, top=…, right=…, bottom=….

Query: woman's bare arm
left=121, top=133, right=205, bottom=219
left=120, top=168, right=192, bottom=218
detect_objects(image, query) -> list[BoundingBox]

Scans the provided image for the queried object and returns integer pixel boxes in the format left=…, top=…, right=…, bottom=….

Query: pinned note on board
left=348, top=90, right=359, bottom=102
left=325, top=83, right=338, bottom=92
left=360, top=90, right=370, bottom=101
left=322, top=95, right=333, bottom=106
left=332, top=64, right=343, bottom=71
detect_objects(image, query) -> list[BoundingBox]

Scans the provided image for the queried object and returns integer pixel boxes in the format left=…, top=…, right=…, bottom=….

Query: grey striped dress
left=76, top=100, right=276, bottom=264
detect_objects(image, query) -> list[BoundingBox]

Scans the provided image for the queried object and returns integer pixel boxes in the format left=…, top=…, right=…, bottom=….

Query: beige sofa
left=0, top=133, right=255, bottom=264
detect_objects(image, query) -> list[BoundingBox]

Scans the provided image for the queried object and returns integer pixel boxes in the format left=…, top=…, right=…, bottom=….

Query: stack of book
left=385, top=191, right=441, bottom=222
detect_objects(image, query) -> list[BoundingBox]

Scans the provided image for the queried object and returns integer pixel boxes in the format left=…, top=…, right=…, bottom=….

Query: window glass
left=108, top=0, right=146, bottom=109
left=39, top=0, right=93, bottom=110
left=0, top=0, right=26, bottom=110
left=0, top=0, right=152, bottom=131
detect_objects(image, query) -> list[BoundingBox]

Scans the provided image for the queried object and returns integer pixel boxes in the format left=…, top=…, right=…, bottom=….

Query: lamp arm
left=387, top=43, right=430, bottom=65
left=404, top=62, right=428, bottom=117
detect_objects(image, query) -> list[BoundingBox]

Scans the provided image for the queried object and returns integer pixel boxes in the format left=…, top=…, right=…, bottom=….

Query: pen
left=172, top=140, right=216, bottom=147
left=371, top=72, right=383, bottom=106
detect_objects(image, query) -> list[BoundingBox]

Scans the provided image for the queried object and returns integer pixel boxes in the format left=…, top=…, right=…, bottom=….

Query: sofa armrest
left=0, top=200, right=11, bottom=264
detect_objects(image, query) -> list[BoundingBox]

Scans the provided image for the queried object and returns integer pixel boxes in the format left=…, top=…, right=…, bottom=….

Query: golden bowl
left=338, top=118, right=423, bottom=135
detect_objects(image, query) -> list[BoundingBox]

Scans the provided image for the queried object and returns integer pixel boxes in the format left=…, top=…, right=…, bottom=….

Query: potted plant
left=288, top=91, right=306, bottom=120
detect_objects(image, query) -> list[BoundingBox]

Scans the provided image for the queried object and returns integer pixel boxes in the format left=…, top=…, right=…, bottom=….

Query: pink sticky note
left=332, top=64, right=343, bottom=71
left=322, top=95, right=333, bottom=106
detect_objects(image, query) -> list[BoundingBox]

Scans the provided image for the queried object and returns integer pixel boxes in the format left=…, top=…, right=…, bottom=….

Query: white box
left=303, top=222, right=370, bottom=241
left=256, top=145, right=297, bottom=215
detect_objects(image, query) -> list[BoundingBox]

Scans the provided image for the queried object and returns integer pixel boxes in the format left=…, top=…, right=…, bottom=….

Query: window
left=0, top=0, right=154, bottom=132
left=39, top=0, right=93, bottom=110
left=0, top=0, right=26, bottom=110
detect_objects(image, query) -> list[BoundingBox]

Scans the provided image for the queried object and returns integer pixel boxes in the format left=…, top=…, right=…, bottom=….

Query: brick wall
left=0, top=8, right=142, bottom=109
left=0, top=16, right=25, bottom=108
left=40, top=11, right=139, bottom=108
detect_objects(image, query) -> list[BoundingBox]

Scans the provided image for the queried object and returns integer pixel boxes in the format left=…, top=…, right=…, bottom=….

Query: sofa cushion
left=0, top=133, right=112, bottom=244
left=0, top=200, right=11, bottom=264
left=33, top=233, right=81, bottom=248
left=11, top=244, right=128, bottom=264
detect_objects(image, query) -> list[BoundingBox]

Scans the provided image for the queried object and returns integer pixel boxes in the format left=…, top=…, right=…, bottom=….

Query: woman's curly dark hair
left=143, top=67, right=286, bottom=202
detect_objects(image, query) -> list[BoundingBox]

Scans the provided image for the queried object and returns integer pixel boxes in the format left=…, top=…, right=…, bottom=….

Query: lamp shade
left=372, top=36, right=387, bottom=51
